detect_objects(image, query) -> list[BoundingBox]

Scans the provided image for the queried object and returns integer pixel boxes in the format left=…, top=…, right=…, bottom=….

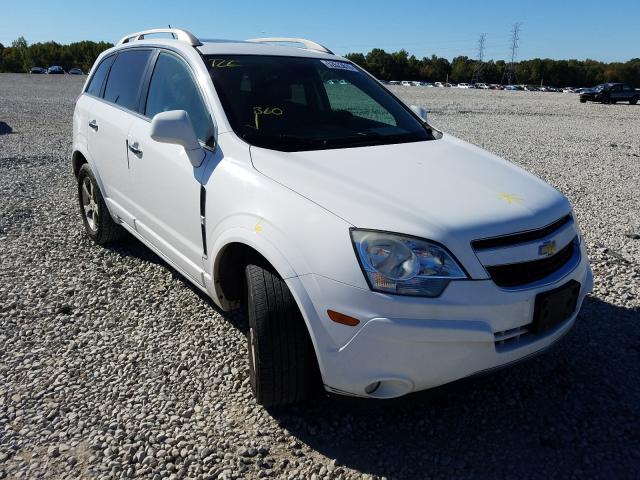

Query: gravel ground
left=1, top=74, right=639, bottom=480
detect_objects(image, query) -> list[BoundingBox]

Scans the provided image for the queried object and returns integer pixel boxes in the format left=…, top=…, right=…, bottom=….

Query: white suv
left=72, top=29, right=593, bottom=406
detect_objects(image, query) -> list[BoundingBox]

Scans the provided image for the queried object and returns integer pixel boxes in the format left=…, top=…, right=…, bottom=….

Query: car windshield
left=206, top=55, right=433, bottom=151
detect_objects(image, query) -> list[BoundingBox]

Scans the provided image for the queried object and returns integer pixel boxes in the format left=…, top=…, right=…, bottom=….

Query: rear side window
left=103, top=49, right=152, bottom=111
left=86, top=55, right=115, bottom=97
left=145, top=52, right=214, bottom=145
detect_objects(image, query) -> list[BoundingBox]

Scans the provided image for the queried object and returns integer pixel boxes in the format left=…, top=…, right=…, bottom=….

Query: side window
left=86, top=55, right=115, bottom=97
left=145, top=52, right=214, bottom=145
left=103, top=49, right=152, bottom=111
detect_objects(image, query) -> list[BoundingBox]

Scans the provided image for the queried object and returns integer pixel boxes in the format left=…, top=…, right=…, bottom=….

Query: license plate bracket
left=532, top=280, right=581, bottom=334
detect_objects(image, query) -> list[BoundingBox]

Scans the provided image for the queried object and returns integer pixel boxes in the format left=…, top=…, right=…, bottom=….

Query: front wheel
left=245, top=262, right=318, bottom=406
left=631, top=96, right=638, bottom=105
left=77, top=164, right=124, bottom=245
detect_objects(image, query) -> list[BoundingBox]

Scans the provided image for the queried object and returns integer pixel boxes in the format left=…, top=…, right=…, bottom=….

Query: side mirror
left=150, top=110, right=205, bottom=167
left=410, top=105, right=429, bottom=123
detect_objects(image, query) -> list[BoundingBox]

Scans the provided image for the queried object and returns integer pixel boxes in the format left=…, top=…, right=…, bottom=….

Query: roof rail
left=117, top=28, right=202, bottom=47
left=246, top=37, right=333, bottom=54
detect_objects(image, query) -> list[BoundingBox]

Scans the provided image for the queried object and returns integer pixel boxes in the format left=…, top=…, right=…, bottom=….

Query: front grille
left=471, top=214, right=573, bottom=250
left=486, top=239, right=576, bottom=288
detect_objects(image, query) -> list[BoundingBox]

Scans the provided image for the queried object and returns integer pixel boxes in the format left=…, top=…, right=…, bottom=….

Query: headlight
left=350, top=229, right=468, bottom=297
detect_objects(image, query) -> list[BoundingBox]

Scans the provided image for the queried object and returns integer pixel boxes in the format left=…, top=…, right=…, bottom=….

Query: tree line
left=0, top=37, right=113, bottom=73
left=346, top=49, right=640, bottom=87
left=1, top=37, right=638, bottom=87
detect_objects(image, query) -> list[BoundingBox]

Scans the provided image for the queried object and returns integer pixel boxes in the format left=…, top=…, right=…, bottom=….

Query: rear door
left=609, top=84, right=623, bottom=101
left=85, top=48, right=153, bottom=226
left=126, top=50, right=216, bottom=285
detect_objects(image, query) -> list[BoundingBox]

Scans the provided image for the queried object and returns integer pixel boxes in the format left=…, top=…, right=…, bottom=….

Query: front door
left=127, top=51, right=216, bottom=285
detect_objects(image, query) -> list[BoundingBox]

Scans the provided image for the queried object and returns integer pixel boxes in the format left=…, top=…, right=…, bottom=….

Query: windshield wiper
left=242, top=132, right=330, bottom=150
left=321, top=131, right=425, bottom=147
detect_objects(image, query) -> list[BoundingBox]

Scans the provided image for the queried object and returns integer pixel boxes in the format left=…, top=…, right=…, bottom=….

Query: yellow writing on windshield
left=253, top=107, right=283, bottom=130
left=211, top=59, right=241, bottom=68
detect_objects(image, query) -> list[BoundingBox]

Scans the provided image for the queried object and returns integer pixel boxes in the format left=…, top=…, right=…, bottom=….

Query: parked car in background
left=47, top=66, right=65, bottom=74
left=504, top=85, right=522, bottom=91
left=68, top=68, right=84, bottom=75
left=579, top=83, right=638, bottom=104
left=400, top=80, right=412, bottom=86
left=388, top=80, right=400, bottom=85
left=73, top=28, right=593, bottom=406
left=457, top=83, right=473, bottom=89
left=475, top=83, right=490, bottom=89
left=489, top=84, right=504, bottom=90
left=434, top=82, right=445, bottom=87
left=30, top=67, right=46, bottom=74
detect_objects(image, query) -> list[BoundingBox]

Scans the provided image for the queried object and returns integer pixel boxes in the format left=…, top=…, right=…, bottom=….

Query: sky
left=1, top=0, right=639, bottom=62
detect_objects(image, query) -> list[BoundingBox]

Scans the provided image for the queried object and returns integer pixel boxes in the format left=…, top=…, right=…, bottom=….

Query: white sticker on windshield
left=320, top=60, right=359, bottom=72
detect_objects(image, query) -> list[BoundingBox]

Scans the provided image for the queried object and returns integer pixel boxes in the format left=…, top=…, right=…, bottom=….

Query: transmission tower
left=501, top=23, right=521, bottom=85
left=471, top=33, right=487, bottom=84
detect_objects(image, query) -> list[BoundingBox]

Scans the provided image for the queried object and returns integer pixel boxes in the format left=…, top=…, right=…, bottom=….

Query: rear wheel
left=579, top=97, right=586, bottom=103
left=245, top=262, right=318, bottom=406
left=77, top=164, right=124, bottom=245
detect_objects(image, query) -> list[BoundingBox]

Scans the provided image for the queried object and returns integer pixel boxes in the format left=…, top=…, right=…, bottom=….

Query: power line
left=501, top=23, right=521, bottom=85
left=471, top=33, right=486, bottom=84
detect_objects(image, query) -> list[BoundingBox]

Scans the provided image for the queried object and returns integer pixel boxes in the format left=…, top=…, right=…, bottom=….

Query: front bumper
left=286, top=244, right=593, bottom=399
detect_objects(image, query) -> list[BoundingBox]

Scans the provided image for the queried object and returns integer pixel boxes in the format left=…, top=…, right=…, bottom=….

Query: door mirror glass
left=150, top=110, right=205, bottom=167
left=410, top=105, right=429, bottom=123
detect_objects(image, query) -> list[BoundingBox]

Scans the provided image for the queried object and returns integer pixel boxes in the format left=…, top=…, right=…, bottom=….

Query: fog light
left=364, top=381, right=381, bottom=394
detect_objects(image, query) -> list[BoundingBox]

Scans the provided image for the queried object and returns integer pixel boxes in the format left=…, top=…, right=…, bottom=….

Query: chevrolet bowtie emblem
left=538, top=240, right=557, bottom=257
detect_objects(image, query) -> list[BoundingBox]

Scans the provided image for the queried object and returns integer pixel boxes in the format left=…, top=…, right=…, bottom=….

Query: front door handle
left=128, top=142, right=143, bottom=156
left=88, top=120, right=98, bottom=131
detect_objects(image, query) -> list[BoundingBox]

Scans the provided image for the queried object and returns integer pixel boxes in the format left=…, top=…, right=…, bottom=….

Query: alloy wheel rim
left=81, top=177, right=99, bottom=231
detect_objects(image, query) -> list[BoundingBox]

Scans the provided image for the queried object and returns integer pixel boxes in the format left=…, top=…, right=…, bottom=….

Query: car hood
left=249, top=134, right=570, bottom=266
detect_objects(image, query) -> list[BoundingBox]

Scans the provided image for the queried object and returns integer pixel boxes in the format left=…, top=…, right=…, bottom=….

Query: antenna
left=502, top=23, right=521, bottom=85
left=471, top=33, right=486, bottom=85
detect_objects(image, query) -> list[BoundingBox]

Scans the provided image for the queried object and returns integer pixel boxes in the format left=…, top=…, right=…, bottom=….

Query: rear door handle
left=88, top=120, right=98, bottom=131
left=128, top=142, right=143, bottom=156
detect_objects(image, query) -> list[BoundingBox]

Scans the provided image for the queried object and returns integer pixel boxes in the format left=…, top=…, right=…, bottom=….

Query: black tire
left=77, top=164, right=124, bottom=245
left=579, top=97, right=587, bottom=103
left=245, top=262, right=318, bottom=406
left=631, top=96, right=638, bottom=105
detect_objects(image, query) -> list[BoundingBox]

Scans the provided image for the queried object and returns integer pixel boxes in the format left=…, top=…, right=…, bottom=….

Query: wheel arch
left=72, top=150, right=88, bottom=177
left=71, top=146, right=109, bottom=205
left=210, top=230, right=299, bottom=312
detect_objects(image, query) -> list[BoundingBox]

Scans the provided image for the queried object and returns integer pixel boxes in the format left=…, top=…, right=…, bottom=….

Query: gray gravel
left=1, top=74, right=639, bottom=480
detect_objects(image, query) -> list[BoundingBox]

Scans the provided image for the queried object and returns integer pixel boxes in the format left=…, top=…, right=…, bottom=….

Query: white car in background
left=72, top=28, right=592, bottom=406
left=457, top=83, right=474, bottom=89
